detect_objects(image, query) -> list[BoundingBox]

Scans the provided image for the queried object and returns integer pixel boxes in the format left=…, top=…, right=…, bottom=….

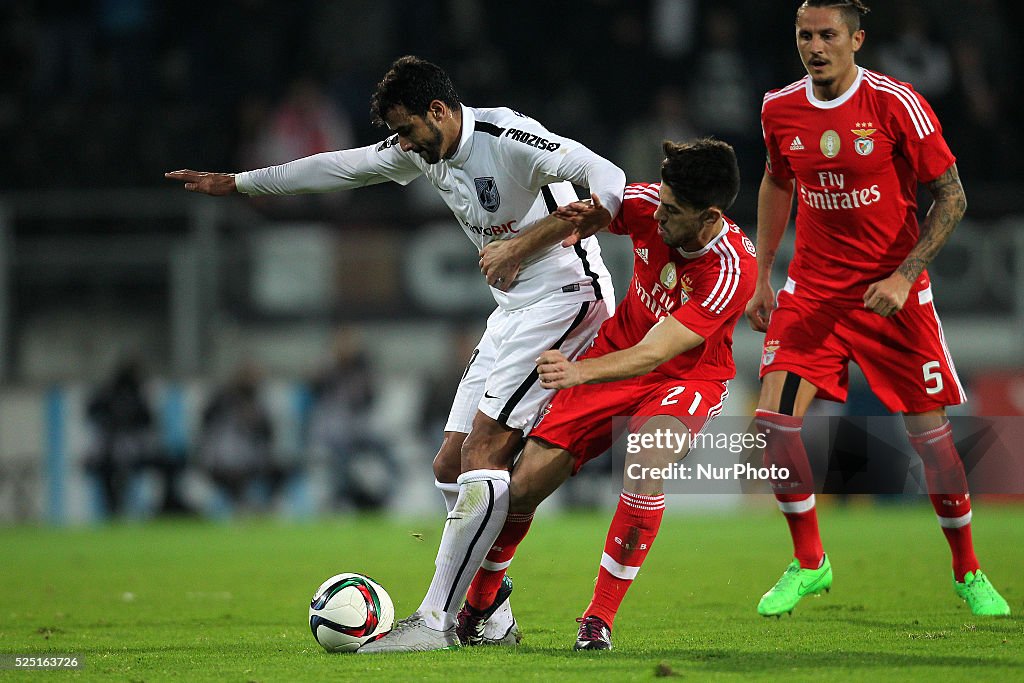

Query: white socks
left=434, top=479, right=461, bottom=514
left=419, top=469, right=510, bottom=630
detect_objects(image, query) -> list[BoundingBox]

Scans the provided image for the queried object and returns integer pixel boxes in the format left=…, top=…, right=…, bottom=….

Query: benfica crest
left=762, top=339, right=781, bottom=367
left=851, top=126, right=876, bottom=156
left=474, top=177, right=500, bottom=212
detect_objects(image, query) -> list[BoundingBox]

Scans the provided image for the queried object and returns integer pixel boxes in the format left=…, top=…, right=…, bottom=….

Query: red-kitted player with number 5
left=746, top=0, right=1008, bottom=618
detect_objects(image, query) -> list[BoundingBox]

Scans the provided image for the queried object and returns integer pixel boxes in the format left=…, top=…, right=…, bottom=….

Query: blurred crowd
left=2, top=0, right=1020, bottom=207
left=83, top=330, right=404, bottom=517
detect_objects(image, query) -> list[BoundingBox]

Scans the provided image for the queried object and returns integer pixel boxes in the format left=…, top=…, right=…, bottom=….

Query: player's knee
left=460, top=419, right=521, bottom=472
left=759, top=371, right=811, bottom=416
left=509, top=469, right=554, bottom=514
left=508, top=440, right=571, bottom=513
left=508, top=479, right=542, bottom=514
left=433, top=433, right=465, bottom=483
left=432, top=454, right=460, bottom=484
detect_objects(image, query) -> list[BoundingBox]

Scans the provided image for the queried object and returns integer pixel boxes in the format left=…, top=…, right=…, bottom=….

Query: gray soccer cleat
left=356, top=612, right=460, bottom=654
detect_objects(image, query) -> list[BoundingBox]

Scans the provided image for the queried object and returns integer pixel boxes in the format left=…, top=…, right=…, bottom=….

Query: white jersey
left=235, top=105, right=624, bottom=311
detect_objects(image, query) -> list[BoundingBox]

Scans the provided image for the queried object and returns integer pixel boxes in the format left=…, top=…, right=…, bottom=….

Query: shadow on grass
left=520, top=646, right=1018, bottom=672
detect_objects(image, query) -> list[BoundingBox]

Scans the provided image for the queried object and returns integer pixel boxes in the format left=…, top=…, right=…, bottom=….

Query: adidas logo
left=635, top=248, right=649, bottom=264
left=790, top=136, right=805, bottom=151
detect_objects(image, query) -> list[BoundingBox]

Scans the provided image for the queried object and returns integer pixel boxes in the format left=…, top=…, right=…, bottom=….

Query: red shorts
left=530, top=355, right=729, bottom=474
left=760, top=284, right=965, bottom=413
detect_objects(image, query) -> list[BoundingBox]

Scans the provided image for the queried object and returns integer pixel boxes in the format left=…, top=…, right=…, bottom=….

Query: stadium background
left=0, top=0, right=1021, bottom=523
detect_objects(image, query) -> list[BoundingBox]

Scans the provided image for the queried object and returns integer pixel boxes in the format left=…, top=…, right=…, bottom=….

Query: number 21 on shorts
left=662, top=386, right=702, bottom=414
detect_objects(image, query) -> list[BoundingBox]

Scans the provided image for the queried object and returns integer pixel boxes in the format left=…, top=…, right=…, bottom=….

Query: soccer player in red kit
left=746, top=0, right=1009, bottom=616
left=455, top=138, right=757, bottom=650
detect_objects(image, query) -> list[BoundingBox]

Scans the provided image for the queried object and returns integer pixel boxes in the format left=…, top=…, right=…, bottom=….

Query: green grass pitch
left=1, top=502, right=1021, bottom=681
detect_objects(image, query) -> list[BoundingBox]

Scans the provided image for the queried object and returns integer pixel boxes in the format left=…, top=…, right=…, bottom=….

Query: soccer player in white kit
left=166, top=55, right=624, bottom=650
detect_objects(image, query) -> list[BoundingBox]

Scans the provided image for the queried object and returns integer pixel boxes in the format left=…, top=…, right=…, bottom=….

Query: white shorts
left=445, top=299, right=612, bottom=435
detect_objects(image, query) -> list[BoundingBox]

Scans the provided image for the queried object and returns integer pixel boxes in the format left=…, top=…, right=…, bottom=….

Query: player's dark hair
left=797, top=0, right=870, bottom=34
left=370, top=55, right=461, bottom=125
left=660, top=138, right=740, bottom=212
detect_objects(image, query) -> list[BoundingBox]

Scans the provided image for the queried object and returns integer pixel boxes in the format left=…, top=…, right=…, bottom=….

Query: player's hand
left=164, top=169, right=237, bottom=196
left=863, top=272, right=912, bottom=317
left=536, top=350, right=583, bottom=389
left=554, top=193, right=611, bottom=247
left=745, top=281, right=777, bottom=332
left=479, top=240, right=521, bottom=291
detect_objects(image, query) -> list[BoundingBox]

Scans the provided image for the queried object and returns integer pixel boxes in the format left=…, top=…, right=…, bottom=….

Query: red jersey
left=761, top=66, right=956, bottom=302
left=597, top=182, right=757, bottom=382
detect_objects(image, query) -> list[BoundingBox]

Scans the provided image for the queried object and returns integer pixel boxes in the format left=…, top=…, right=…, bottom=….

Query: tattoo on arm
left=897, top=165, right=966, bottom=282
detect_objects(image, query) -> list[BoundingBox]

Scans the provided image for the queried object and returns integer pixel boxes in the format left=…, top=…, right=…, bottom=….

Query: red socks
left=466, top=512, right=534, bottom=611
left=907, top=421, right=979, bottom=581
left=583, top=491, right=665, bottom=628
left=775, top=493, right=823, bottom=569
left=755, top=410, right=980, bottom=581
left=756, top=409, right=823, bottom=569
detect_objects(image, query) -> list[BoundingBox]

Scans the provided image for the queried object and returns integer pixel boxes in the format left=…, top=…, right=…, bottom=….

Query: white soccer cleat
left=356, top=612, right=460, bottom=654
left=481, top=594, right=520, bottom=645
left=456, top=576, right=521, bottom=646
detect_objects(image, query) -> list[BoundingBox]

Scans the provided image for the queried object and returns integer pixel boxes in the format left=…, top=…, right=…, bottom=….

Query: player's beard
left=418, top=120, right=446, bottom=164
left=659, top=219, right=700, bottom=250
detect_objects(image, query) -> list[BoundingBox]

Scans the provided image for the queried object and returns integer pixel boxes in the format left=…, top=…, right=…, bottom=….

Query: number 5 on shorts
left=922, top=361, right=943, bottom=395
left=662, top=386, right=702, bottom=414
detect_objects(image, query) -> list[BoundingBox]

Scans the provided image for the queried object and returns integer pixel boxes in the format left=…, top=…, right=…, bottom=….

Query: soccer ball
left=309, top=573, right=395, bottom=653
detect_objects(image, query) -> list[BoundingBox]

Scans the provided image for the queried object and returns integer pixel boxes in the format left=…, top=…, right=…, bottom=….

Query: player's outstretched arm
left=745, top=171, right=795, bottom=332
left=537, top=316, right=704, bottom=390
left=164, top=170, right=238, bottom=196
left=863, top=163, right=966, bottom=317
left=169, top=144, right=417, bottom=198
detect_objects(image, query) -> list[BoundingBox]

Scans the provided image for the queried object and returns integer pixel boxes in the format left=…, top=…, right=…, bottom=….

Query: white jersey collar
left=676, top=220, right=729, bottom=259
left=447, top=104, right=476, bottom=167
left=804, top=66, right=863, bottom=109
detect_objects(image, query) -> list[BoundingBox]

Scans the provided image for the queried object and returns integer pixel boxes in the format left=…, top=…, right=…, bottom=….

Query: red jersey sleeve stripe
left=701, top=238, right=742, bottom=315
left=708, top=239, right=742, bottom=314
left=624, top=192, right=659, bottom=207
left=761, top=78, right=807, bottom=110
left=639, top=186, right=661, bottom=201
left=700, top=247, right=730, bottom=311
left=624, top=184, right=660, bottom=206
left=625, top=185, right=660, bottom=200
left=864, top=72, right=935, bottom=139
left=867, top=71, right=936, bottom=134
